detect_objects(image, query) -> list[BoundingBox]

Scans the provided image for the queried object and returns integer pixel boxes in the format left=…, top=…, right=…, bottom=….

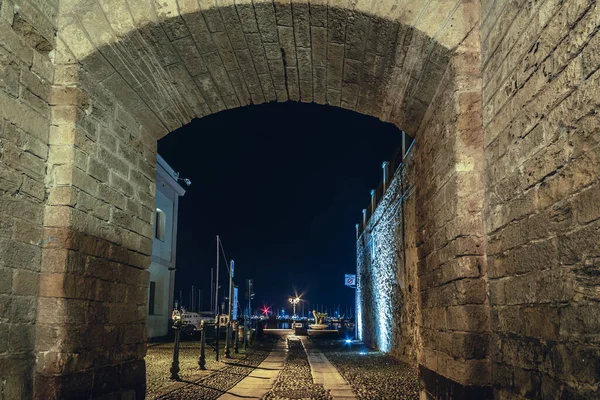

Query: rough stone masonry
left=0, top=0, right=598, bottom=399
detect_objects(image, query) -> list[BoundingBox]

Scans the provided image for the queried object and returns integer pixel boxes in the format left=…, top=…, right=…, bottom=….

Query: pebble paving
left=264, top=337, right=332, bottom=400
left=148, top=339, right=275, bottom=400
left=314, top=341, right=419, bottom=400
left=146, top=340, right=221, bottom=397
left=148, top=336, right=419, bottom=400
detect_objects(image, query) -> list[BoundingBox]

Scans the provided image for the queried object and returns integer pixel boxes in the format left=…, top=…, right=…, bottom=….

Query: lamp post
left=288, top=296, right=300, bottom=320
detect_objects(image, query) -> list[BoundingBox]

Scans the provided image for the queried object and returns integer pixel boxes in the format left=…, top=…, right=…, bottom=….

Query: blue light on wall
left=356, top=272, right=363, bottom=340
left=357, top=175, right=403, bottom=354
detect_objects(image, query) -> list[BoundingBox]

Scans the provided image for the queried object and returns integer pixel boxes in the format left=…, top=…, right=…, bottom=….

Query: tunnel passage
left=37, top=0, right=478, bottom=398
left=1, top=0, right=597, bottom=399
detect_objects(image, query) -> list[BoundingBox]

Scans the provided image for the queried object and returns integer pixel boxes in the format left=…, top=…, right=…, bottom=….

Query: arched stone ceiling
left=55, top=0, right=478, bottom=138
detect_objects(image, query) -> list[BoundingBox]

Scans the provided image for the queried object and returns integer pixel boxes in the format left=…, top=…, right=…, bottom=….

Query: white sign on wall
left=345, top=274, right=356, bottom=287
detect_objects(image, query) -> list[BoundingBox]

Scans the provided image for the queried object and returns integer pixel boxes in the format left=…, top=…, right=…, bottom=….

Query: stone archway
left=2, top=0, right=598, bottom=398
left=53, top=0, right=476, bottom=137
left=34, top=1, right=481, bottom=398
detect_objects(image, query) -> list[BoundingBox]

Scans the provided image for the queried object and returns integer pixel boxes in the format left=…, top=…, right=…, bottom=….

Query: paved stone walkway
left=217, top=340, right=287, bottom=399
left=301, top=338, right=356, bottom=400
left=217, top=335, right=355, bottom=400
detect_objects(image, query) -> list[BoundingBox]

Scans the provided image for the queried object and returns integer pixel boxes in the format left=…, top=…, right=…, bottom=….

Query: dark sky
left=158, top=101, right=401, bottom=316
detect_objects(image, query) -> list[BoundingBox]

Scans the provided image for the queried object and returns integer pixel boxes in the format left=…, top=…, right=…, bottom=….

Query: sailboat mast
left=215, top=235, right=220, bottom=316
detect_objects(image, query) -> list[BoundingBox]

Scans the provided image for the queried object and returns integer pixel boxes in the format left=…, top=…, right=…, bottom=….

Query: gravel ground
left=154, top=338, right=275, bottom=400
left=146, top=338, right=224, bottom=398
left=314, top=340, right=419, bottom=400
left=264, top=337, right=332, bottom=400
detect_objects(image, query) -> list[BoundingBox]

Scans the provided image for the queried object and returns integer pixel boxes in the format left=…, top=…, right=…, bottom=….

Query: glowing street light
left=288, top=296, right=300, bottom=320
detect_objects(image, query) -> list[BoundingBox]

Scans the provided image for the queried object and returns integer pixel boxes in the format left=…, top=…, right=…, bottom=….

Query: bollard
left=198, top=321, right=206, bottom=370
left=247, top=319, right=251, bottom=345
left=170, top=309, right=182, bottom=380
left=225, top=321, right=232, bottom=358
left=234, top=322, right=239, bottom=354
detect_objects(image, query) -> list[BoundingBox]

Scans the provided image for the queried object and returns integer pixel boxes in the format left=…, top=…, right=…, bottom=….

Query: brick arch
left=35, top=0, right=481, bottom=398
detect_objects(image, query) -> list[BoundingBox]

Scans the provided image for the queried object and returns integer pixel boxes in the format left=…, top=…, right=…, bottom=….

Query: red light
left=260, top=304, right=272, bottom=316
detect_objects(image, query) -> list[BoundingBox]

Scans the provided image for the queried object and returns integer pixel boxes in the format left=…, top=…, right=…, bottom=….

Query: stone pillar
left=0, top=0, right=58, bottom=400
left=0, top=2, right=56, bottom=398
left=34, top=59, right=156, bottom=399
left=414, top=8, right=492, bottom=397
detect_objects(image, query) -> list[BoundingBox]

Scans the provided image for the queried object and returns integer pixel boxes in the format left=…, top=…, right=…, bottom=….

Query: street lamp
left=288, top=296, right=300, bottom=320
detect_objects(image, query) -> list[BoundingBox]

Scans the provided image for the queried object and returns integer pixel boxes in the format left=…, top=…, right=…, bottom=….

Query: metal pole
left=215, top=235, right=220, bottom=317
left=225, top=260, right=234, bottom=358
left=234, top=322, right=239, bottom=353
left=382, top=161, right=389, bottom=192
left=248, top=279, right=251, bottom=343
left=248, top=280, right=251, bottom=320
left=214, top=235, right=220, bottom=361
left=198, top=321, right=206, bottom=370
left=244, top=316, right=248, bottom=350
left=215, top=316, right=220, bottom=361
left=355, top=282, right=358, bottom=340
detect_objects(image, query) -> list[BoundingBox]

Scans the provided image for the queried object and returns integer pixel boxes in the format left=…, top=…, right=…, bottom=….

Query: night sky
left=158, top=102, right=401, bottom=316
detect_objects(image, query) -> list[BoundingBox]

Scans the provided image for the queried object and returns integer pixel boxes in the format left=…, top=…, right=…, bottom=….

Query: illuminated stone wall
left=357, top=152, right=420, bottom=363
left=358, top=24, right=491, bottom=396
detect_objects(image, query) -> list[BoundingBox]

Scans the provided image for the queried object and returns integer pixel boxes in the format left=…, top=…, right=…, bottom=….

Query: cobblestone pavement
left=146, top=338, right=225, bottom=398
left=150, top=338, right=275, bottom=400
left=149, top=337, right=418, bottom=400
left=264, top=337, right=332, bottom=400
left=314, top=340, right=419, bottom=400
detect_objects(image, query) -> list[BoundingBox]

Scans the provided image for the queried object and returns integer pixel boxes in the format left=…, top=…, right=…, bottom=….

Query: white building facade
left=147, top=155, right=186, bottom=338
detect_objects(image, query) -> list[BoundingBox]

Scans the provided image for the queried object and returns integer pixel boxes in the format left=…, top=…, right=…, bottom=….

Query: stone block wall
left=482, top=0, right=600, bottom=398
left=357, top=155, right=420, bottom=363
left=0, top=0, right=597, bottom=398
left=50, top=0, right=468, bottom=139
left=33, top=45, right=158, bottom=398
left=0, top=0, right=56, bottom=398
left=357, top=16, right=492, bottom=398
left=9, top=1, right=470, bottom=397
left=413, top=24, right=491, bottom=397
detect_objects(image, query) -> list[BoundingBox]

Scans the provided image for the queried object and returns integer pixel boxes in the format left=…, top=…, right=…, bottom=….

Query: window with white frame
left=155, top=208, right=167, bottom=241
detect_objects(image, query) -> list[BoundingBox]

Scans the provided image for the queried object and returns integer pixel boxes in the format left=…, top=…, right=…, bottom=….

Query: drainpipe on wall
left=382, top=161, right=389, bottom=193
